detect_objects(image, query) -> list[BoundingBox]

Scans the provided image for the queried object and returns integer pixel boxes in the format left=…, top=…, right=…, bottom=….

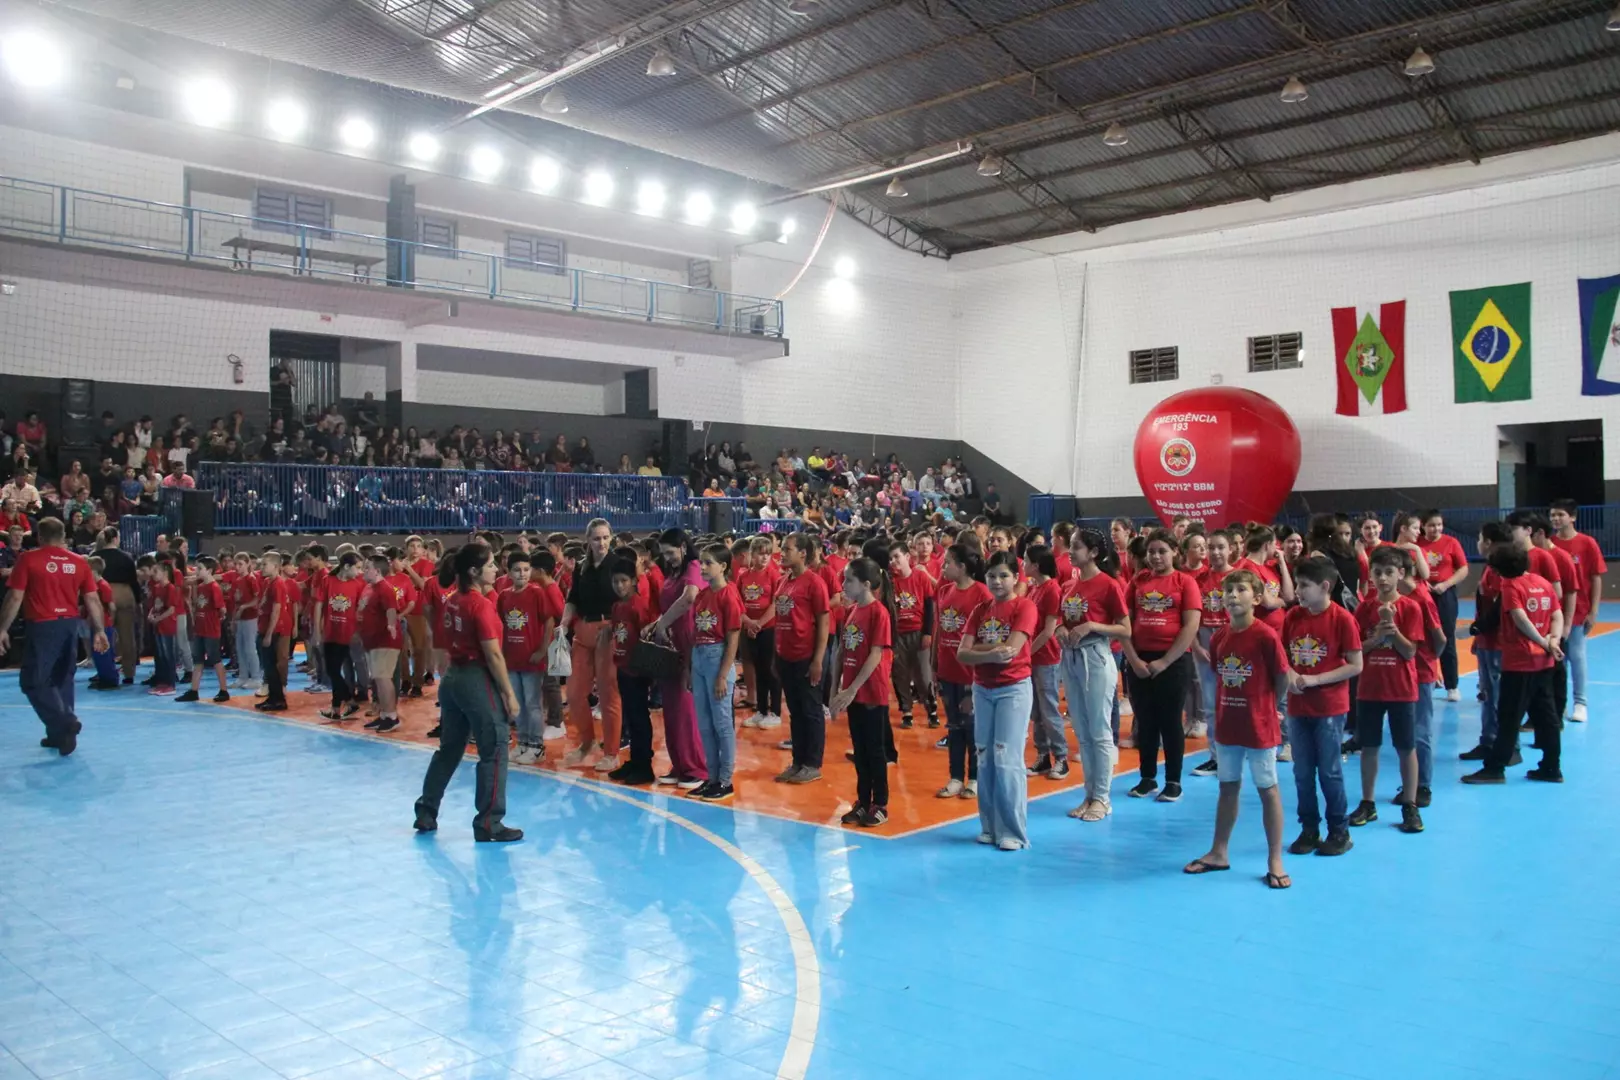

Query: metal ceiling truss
left=835, top=190, right=952, bottom=257
left=1159, top=106, right=1271, bottom=203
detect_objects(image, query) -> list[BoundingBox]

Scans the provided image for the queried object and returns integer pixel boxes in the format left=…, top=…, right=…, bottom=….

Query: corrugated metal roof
left=46, top=0, right=1620, bottom=256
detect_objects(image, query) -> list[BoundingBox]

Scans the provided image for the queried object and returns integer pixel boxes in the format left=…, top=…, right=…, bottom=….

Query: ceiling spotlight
left=407, top=132, right=441, bottom=162
left=833, top=255, right=855, bottom=280
left=1403, top=46, right=1435, bottom=77
left=636, top=180, right=666, bottom=215
left=1279, top=75, right=1309, bottom=103
left=264, top=98, right=306, bottom=140
left=685, top=192, right=715, bottom=225
left=1608, top=3, right=1620, bottom=30
left=2, top=30, right=67, bottom=89
left=976, top=154, right=1004, bottom=177
left=339, top=116, right=375, bottom=149
left=646, top=46, right=677, bottom=77
left=529, top=156, right=560, bottom=191
left=779, top=216, right=797, bottom=238
left=583, top=170, right=614, bottom=205
left=469, top=146, right=503, bottom=178
left=730, top=202, right=758, bottom=233
left=885, top=176, right=909, bottom=198
left=540, top=87, right=569, bottom=114
left=182, top=77, right=235, bottom=126
left=1102, top=123, right=1129, bottom=147
left=786, top=0, right=822, bottom=14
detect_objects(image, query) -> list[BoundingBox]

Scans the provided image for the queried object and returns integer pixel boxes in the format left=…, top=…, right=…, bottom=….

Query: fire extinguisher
left=228, top=353, right=244, bottom=384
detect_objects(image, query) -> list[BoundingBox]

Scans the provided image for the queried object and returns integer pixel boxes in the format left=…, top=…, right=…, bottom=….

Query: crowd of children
left=12, top=499, right=1603, bottom=873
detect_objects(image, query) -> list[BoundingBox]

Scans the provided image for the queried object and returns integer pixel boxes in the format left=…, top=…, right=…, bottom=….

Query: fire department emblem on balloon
left=1160, top=437, right=1196, bottom=478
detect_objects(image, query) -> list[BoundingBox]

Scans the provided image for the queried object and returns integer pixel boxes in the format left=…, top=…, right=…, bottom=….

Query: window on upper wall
left=418, top=215, right=458, bottom=256
left=1128, top=346, right=1179, bottom=384
left=504, top=232, right=566, bottom=275
left=1248, top=332, right=1304, bottom=372
left=687, top=258, right=713, bottom=289
left=253, top=188, right=332, bottom=239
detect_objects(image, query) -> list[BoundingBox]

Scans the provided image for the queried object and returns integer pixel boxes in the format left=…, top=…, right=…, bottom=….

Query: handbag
left=546, top=633, right=572, bottom=679
left=626, top=636, right=684, bottom=682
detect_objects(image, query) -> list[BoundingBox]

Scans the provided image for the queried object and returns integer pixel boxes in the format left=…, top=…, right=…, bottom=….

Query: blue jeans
left=1477, top=648, right=1502, bottom=743
left=973, top=679, right=1033, bottom=849
left=1415, top=683, right=1434, bottom=788
left=1059, top=638, right=1118, bottom=804
left=89, top=625, right=119, bottom=684
left=1110, top=651, right=1124, bottom=744
left=1286, top=713, right=1348, bottom=833
left=1193, top=628, right=1216, bottom=727
left=1029, top=663, right=1066, bottom=762
left=19, top=617, right=82, bottom=739
left=153, top=633, right=178, bottom=687
left=510, top=670, right=545, bottom=747
left=691, top=642, right=737, bottom=785
left=1566, top=623, right=1588, bottom=708
left=235, top=621, right=262, bottom=683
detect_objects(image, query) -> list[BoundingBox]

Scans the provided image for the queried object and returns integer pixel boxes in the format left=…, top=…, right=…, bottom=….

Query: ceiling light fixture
left=833, top=255, right=855, bottom=280
left=407, top=132, right=441, bottom=162
left=1608, top=3, right=1620, bottom=30
left=1102, top=122, right=1129, bottom=147
left=339, top=116, right=375, bottom=149
left=976, top=153, right=1004, bottom=177
left=885, top=176, right=909, bottom=197
left=583, top=170, right=614, bottom=205
left=182, top=78, right=235, bottom=126
left=1403, top=46, right=1435, bottom=77
left=730, top=202, right=758, bottom=232
left=1, top=30, right=67, bottom=88
left=529, top=156, right=561, bottom=191
left=540, top=87, right=569, bottom=114
left=786, top=0, right=822, bottom=14
left=469, top=146, right=503, bottom=178
left=767, top=142, right=972, bottom=203
left=264, top=99, right=306, bottom=140
left=685, top=192, right=715, bottom=225
left=646, top=46, right=677, bottom=77
left=636, top=179, right=666, bottom=215
left=1279, top=75, right=1309, bottom=103
left=779, top=216, right=797, bottom=239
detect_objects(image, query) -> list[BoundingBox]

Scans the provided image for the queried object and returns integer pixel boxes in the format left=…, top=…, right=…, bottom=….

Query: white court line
left=2, top=696, right=823, bottom=1080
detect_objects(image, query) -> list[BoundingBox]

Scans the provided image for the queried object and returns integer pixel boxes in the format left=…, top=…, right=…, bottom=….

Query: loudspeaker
left=60, top=378, right=95, bottom=446
left=386, top=174, right=416, bottom=287
left=179, top=489, right=216, bottom=538
left=1051, top=496, right=1078, bottom=524
left=623, top=370, right=654, bottom=418
left=661, top=420, right=688, bottom=476
left=707, top=499, right=730, bottom=535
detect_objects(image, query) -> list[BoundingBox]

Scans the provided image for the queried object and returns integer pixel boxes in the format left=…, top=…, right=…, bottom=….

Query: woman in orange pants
left=557, top=519, right=623, bottom=770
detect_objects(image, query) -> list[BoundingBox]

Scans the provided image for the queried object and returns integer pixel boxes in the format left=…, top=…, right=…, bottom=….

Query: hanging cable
left=773, top=196, right=838, bottom=300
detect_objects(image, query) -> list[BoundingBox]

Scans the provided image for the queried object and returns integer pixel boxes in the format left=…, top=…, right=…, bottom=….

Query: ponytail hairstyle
left=1125, top=535, right=1149, bottom=574
left=985, top=550, right=1020, bottom=584
left=656, top=528, right=699, bottom=572
left=1075, top=527, right=1120, bottom=579
left=437, top=547, right=459, bottom=588
left=858, top=537, right=898, bottom=623
left=946, top=542, right=985, bottom=584
left=1024, top=542, right=1058, bottom=580
left=701, top=543, right=733, bottom=576
left=454, top=542, right=493, bottom=592
left=844, top=556, right=886, bottom=601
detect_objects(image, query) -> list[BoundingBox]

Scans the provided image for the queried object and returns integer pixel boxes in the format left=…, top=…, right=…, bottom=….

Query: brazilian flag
left=1451, top=282, right=1531, bottom=403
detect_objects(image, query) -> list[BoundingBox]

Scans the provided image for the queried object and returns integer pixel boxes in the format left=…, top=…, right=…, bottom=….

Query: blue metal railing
left=118, top=514, right=165, bottom=555
left=0, top=174, right=786, bottom=339
left=188, top=463, right=688, bottom=534
left=1049, top=504, right=1620, bottom=560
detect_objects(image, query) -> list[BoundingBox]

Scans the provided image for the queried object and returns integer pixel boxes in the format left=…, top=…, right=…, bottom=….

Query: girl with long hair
left=1058, top=529, right=1130, bottom=821
left=643, top=528, right=709, bottom=788
left=957, top=550, right=1037, bottom=851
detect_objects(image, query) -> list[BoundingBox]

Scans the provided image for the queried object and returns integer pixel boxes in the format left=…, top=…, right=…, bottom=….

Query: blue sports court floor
left=2, top=605, right=1619, bottom=1080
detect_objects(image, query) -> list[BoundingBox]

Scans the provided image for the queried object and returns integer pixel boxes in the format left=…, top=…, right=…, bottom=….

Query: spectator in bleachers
left=638, top=455, right=662, bottom=477
left=546, top=435, right=573, bottom=472
left=15, top=411, right=47, bottom=455
left=161, top=461, right=194, bottom=490
left=616, top=454, right=635, bottom=474
left=1, top=470, right=41, bottom=514
left=573, top=437, right=596, bottom=470
left=0, top=499, right=30, bottom=536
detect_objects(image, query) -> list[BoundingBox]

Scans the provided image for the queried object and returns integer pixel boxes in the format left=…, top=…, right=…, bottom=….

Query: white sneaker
left=543, top=724, right=566, bottom=741
left=1119, top=699, right=1134, bottom=717
left=591, top=706, right=602, bottom=721
left=1277, top=744, right=1293, bottom=763
left=757, top=712, right=782, bottom=729
left=1572, top=703, right=1588, bottom=723
left=77, top=659, right=93, bottom=670
left=1446, top=689, right=1461, bottom=703
left=508, top=744, right=528, bottom=763
left=562, top=741, right=597, bottom=767
left=776, top=738, right=794, bottom=750
left=1187, top=721, right=1207, bottom=739
left=254, top=685, right=270, bottom=698
left=743, top=713, right=762, bottom=729
left=936, top=779, right=963, bottom=798
left=823, top=706, right=831, bottom=721
left=961, top=780, right=977, bottom=798
left=1119, top=736, right=1135, bottom=749
left=594, top=752, right=621, bottom=773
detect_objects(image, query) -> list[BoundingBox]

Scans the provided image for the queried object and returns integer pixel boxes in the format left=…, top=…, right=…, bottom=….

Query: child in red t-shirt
left=1122, top=530, right=1202, bottom=803
left=734, top=538, right=780, bottom=726
left=1055, top=528, right=1130, bottom=821
left=832, top=557, right=894, bottom=828
left=886, top=545, right=939, bottom=731
left=934, top=543, right=993, bottom=798
left=691, top=543, right=743, bottom=801
left=607, top=556, right=658, bottom=785
left=177, top=557, right=230, bottom=703
left=498, top=551, right=558, bottom=765
left=1186, top=568, right=1291, bottom=888
left=317, top=553, right=366, bottom=720
left=1351, top=547, right=1426, bottom=834
left=1023, top=544, right=1068, bottom=781
left=1397, top=557, right=1447, bottom=809
left=1190, top=529, right=1240, bottom=776
left=146, top=561, right=180, bottom=694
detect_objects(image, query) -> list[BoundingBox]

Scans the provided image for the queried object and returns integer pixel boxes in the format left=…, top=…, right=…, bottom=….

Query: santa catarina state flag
left=1451, top=282, right=1531, bottom=403
left=1579, top=274, right=1620, bottom=397
left=1332, top=301, right=1406, bottom=415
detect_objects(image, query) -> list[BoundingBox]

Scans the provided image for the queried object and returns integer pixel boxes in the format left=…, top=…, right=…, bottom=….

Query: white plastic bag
left=547, top=632, right=572, bottom=678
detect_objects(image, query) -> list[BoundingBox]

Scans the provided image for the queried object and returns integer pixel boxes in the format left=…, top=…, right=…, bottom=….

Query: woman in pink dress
left=644, top=528, right=709, bottom=788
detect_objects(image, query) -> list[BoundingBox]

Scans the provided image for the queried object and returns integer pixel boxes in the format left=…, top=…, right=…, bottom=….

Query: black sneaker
left=1192, top=758, right=1219, bottom=776
left=474, top=825, right=524, bottom=843
left=1316, top=830, right=1354, bottom=856
left=900, top=716, right=914, bottom=730
left=1458, top=743, right=1490, bottom=761
left=857, top=806, right=888, bottom=827
left=1026, top=753, right=1052, bottom=777
left=840, top=805, right=866, bottom=825
left=364, top=717, right=385, bottom=730
left=1341, top=738, right=1360, bottom=756
left=934, top=735, right=949, bottom=749
left=1508, top=750, right=1522, bottom=767
left=413, top=806, right=438, bottom=832
left=1519, top=719, right=1534, bottom=732
left=373, top=717, right=400, bottom=733
left=1287, top=828, right=1322, bottom=855
left=1348, top=800, right=1378, bottom=826
left=1156, top=782, right=1183, bottom=803
left=611, top=763, right=656, bottom=785
left=1127, top=778, right=1159, bottom=799
left=425, top=724, right=442, bottom=738
left=687, top=781, right=719, bottom=799
left=844, top=750, right=856, bottom=763
left=175, top=690, right=199, bottom=703
left=340, top=702, right=359, bottom=718
left=260, top=703, right=288, bottom=712
left=1525, top=767, right=1564, bottom=783
left=40, top=735, right=59, bottom=749
left=927, top=716, right=941, bottom=729
left=1048, top=758, right=1070, bottom=780
left=1461, top=768, right=1505, bottom=784
left=423, top=674, right=435, bottom=686
left=1416, top=785, right=1432, bottom=808
left=1398, top=804, right=1424, bottom=833
left=699, top=783, right=735, bottom=802
left=212, top=690, right=231, bottom=703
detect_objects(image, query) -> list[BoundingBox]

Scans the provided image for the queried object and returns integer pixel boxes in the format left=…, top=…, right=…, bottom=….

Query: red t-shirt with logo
left=927, top=550, right=946, bottom=581
left=693, top=583, right=743, bottom=647
left=816, top=563, right=842, bottom=606
left=1282, top=603, right=1360, bottom=718
left=234, top=572, right=261, bottom=620
left=1209, top=620, right=1289, bottom=749
left=360, top=578, right=403, bottom=650
left=498, top=584, right=554, bottom=672
left=963, top=595, right=1038, bottom=688
left=774, top=570, right=830, bottom=662
left=890, top=568, right=935, bottom=635
left=321, top=577, right=364, bottom=645
left=1195, top=565, right=1231, bottom=632
left=839, top=600, right=893, bottom=707
left=1354, top=593, right=1424, bottom=702
left=192, top=580, right=226, bottom=639
left=91, top=577, right=113, bottom=616
left=410, top=557, right=437, bottom=614
left=1541, top=543, right=1577, bottom=618
left=1027, top=577, right=1062, bottom=667
left=1129, top=570, right=1200, bottom=653
left=442, top=587, right=501, bottom=667
left=428, top=583, right=457, bottom=649
left=1058, top=571, right=1127, bottom=636
left=1411, top=585, right=1443, bottom=685
left=1499, top=572, right=1558, bottom=673
left=934, top=580, right=992, bottom=686
left=1233, top=557, right=1285, bottom=631
left=1053, top=550, right=1074, bottom=582
left=385, top=572, right=417, bottom=623
left=1416, top=534, right=1468, bottom=587
left=735, top=564, right=781, bottom=621
left=611, top=593, right=656, bottom=667
left=1550, top=532, right=1607, bottom=624
left=8, top=547, right=92, bottom=621
left=152, top=580, right=181, bottom=636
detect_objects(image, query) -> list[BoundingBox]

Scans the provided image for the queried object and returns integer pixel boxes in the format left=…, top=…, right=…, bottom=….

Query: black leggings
left=1435, top=586, right=1460, bottom=691
left=1126, top=651, right=1191, bottom=784
left=750, top=628, right=781, bottom=714
left=779, top=656, right=825, bottom=769
left=323, top=640, right=355, bottom=709
left=848, top=703, right=890, bottom=809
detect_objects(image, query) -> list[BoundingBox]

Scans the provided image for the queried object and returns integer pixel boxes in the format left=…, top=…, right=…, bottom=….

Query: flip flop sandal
left=1263, top=871, right=1292, bottom=890
left=1183, top=859, right=1230, bottom=875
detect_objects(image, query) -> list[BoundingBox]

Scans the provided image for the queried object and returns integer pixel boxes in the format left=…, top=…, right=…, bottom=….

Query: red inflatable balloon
left=1132, top=387, right=1300, bottom=527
